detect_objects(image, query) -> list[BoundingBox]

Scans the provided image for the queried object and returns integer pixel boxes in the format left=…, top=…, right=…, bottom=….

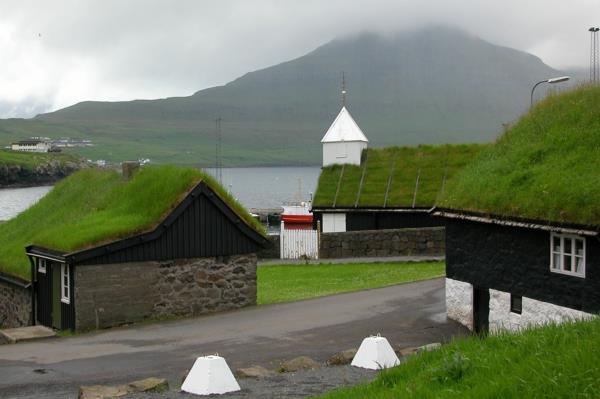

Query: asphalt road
left=0, top=278, right=467, bottom=398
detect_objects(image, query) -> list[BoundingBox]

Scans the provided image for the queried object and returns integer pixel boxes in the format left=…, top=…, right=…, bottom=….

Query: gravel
left=130, top=365, right=378, bottom=399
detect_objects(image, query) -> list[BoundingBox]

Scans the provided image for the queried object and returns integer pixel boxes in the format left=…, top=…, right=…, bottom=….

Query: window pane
left=563, top=255, right=572, bottom=271
left=553, top=236, right=561, bottom=252
left=575, top=239, right=584, bottom=256
left=563, top=238, right=572, bottom=254
left=552, top=253, right=561, bottom=269
left=575, top=257, right=584, bottom=274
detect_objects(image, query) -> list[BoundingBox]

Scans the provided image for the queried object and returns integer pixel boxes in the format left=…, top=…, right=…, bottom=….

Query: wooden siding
left=77, top=190, right=261, bottom=266
left=35, top=262, right=52, bottom=327
left=446, top=218, right=600, bottom=314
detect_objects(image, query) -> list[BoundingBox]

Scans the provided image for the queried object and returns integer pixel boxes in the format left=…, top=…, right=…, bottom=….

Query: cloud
left=0, top=0, right=596, bottom=117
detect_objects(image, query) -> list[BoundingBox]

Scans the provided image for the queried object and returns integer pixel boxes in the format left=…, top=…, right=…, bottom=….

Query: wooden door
left=35, top=259, right=53, bottom=327
left=473, top=287, right=489, bottom=334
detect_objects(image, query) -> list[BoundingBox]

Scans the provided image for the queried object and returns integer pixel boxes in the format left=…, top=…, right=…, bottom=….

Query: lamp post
left=530, top=76, right=570, bottom=108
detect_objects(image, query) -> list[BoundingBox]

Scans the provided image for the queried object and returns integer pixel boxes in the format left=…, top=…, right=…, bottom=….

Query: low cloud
left=0, top=0, right=596, bottom=117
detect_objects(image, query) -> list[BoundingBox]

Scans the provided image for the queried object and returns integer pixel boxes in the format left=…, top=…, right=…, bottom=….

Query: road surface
left=0, top=278, right=466, bottom=398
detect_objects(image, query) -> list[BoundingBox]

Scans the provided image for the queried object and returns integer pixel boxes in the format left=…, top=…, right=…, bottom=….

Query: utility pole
left=590, top=27, right=599, bottom=83
left=215, top=117, right=223, bottom=184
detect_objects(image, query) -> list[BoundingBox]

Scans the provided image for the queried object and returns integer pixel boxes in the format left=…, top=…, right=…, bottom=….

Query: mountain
left=0, top=27, right=567, bottom=166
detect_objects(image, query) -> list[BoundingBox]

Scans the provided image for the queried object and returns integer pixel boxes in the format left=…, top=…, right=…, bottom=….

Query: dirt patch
left=129, top=365, right=377, bottom=399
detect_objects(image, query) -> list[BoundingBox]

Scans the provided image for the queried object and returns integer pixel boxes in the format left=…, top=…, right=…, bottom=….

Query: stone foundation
left=320, top=227, right=444, bottom=259
left=488, top=288, right=594, bottom=333
left=0, top=276, right=31, bottom=329
left=446, top=278, right=595, bottom=333
left=445, top=278, right=473, bottom=330
left=74, top=254, right=257, bottom=330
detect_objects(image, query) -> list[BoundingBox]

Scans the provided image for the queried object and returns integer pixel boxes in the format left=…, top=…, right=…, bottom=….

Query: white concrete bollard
left=351, top=335, right=400, bottom=370
left=181, top=355, right=241, bottom=395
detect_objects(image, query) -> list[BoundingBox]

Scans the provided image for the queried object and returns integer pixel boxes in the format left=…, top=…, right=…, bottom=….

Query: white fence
left=280, top=222, right=319, bottom=259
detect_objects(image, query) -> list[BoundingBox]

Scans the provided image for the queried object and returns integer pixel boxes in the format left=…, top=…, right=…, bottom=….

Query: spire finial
left=341, top=71, right=347, bottom=107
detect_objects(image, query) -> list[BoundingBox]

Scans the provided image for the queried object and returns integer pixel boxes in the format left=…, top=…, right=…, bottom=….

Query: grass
left=0, top=149, right=81, bottom=169
left=440, top=85, right=600, bottom=227
left=319, top=317, right=600, bottom=399
left=313, top=144, right=484, bottom=208
left=257, top=261, right=444, bottom=305
left=0, top=165, right=264, bottom=280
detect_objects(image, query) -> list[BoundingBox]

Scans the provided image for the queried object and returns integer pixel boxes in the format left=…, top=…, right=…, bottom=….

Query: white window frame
left=550, top=233, right=585, bottom=278
left=38, top=258, right=46, bottom=274
left=61, top=263, right=71, bottom=304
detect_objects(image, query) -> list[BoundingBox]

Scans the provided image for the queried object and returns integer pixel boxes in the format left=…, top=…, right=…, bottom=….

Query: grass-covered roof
left=0, top=165, right=263, bottom=280
left=439, top=85, right=600, bottom=227
left=313, top=144, right=484, bottom=209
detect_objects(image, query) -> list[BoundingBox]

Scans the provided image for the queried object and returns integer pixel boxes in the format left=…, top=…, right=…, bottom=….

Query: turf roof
left=0, top=165, right=264, bottom=280
left=312, top=144, right=484, bottom=209
left=439, top=85, right=600, bottom=227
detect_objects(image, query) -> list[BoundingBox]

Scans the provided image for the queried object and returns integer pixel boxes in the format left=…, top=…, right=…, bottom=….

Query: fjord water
left=0, top=186, right=52, bottom=221
left=0, top=167, right=320, bottom=221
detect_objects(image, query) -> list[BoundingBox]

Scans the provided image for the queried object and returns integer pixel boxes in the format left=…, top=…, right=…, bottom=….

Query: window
left=550, top=233, right=585, bottom=277
left=510, top=294, right=522, bottom=314
left=38, top=259, right=46, bottom=274
left=61, top=264, right=70, bottom=304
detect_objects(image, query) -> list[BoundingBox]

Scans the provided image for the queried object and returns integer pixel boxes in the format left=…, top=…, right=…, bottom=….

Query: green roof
left=313, top=144, right=484, bottom=209
left=0, top=165, right=263, bottom=280
left=439, top=85, right=600, bottom=227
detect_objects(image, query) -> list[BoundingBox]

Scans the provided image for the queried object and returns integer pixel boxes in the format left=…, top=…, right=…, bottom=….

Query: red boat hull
left=281, top=214, right=313, bottom=224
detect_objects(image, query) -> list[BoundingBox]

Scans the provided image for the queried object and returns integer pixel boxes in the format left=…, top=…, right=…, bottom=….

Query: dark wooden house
left=312, top=145, right=483, bottom=233
left=436, top=210, right=598, bottom=334
left=436, top=86, right=600, bottom=334
left=0, top=166, right=267, bottom=331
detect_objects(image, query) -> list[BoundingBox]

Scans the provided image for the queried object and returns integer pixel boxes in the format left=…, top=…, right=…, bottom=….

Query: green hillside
left=0, top=149, right=81, bottom=169
left=0, top=165, right=263, bottom=280
left=321, top=318, right=600, bottom=398
left=313, top=144, right=484, bottom=208
left=439, top=85, right=600, bottom=227
left=0, top=27, right=565, bottom=166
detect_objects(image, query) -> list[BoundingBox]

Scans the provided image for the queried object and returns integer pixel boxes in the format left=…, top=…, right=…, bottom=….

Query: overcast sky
left=0, top=0, right=597, bottom=118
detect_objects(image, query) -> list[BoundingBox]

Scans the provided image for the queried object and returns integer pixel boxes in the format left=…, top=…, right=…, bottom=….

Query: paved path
left=0, top=278, right=465, bottom=398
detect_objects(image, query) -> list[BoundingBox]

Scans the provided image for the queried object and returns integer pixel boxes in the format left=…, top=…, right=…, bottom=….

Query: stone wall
left=445, top=278, right=473, bottom=330
left=0, top=277, right=31, bottom=328
left=446, top=278, right=595, bottom=333
left=74, top=254, right=256, bottom=331
left=257, top=235, right=280, bottom=259
left=488, top=288, right=594, bottom=333
left=319, top=227, right=444, bottom=259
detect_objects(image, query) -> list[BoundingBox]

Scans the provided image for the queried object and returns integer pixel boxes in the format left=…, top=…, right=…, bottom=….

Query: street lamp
left=530, top=76, right=570, bottom=108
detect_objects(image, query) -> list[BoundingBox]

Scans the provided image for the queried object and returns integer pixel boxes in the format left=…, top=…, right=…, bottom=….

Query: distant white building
left=321, top=106, right=368, bottom=167
left=11, top=138, right=52, bottom=153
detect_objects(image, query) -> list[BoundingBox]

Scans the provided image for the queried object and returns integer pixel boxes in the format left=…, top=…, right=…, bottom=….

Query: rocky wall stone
left=0, top=278, right=31, bottom=328
left=445, top=278, right=473, bottom=330
left=74, top=254, right=257, bottom=331
left=257, top=235, right=280, bottom=259
left=489, top=288, right=594, bottom=333
left=319, top=227, right=445, bottom=259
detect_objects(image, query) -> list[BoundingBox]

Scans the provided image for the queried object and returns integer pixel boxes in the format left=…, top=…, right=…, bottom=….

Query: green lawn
left=257, top=261, right=444, bottom=305
left=319, top=317, right=600, bottom=398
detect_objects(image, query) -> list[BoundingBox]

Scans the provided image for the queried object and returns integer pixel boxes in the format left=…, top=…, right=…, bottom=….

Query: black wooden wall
left=314, top=210, right=442, bottom=231
left=77, top=190, right=262, bottom=266
left=446, top=219, right=600, bottom=314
